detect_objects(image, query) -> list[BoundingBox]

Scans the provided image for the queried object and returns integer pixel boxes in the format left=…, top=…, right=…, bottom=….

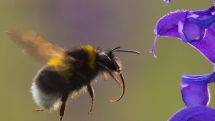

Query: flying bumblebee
left=6, top=30, right=140, bottom=121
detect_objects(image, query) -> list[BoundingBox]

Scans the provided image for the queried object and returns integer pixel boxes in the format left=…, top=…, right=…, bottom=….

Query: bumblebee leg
left=87, top=85, right=95, bottom=114
left=76, top=73, right=95, bottom=113
left=33, top=109, right=44, bottom=112
left=59, top=94, right=69, bottom=121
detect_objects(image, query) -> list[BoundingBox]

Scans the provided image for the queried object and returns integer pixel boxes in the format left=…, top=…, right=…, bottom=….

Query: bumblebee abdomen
left=31, top=81, right=61, bottom=110
left=31, top=67, right=69, bottom=110
left=35, top=68, right=68, bottom=93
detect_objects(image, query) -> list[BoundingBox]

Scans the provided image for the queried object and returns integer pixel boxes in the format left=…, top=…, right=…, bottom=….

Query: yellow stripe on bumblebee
left=81, top=45, right=96, bottom=68
left=47, top=57, right=66, bottom=67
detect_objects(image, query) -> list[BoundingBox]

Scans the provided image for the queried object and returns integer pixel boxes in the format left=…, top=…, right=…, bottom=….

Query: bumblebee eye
left=98, top=52, right=111, bottom=62
left=97, top=52, right=120, bottom=71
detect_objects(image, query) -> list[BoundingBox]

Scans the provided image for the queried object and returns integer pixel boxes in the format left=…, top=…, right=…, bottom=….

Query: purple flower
left=163, top=0, right=171, bottom=4
left=169, top=106, right=215, bottom=121
left=163, top=0, right=215, bottom=4
left=155, top=2, right=215, bottom=121
left=167, top=72, right=215, bottom=121
left=180, top=72, right=215, bottom=106
left=168, top=71, right=215, bottom=121
left=151, top=6, right=215, bottom=64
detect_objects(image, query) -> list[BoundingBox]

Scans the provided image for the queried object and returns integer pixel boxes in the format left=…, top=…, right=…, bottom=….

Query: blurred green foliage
left=0, top=0, right=214, bottom=121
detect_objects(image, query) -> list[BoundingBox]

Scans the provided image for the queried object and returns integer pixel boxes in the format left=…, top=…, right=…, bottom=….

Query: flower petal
left=181, top=73, right=215, bottom=84
left=181, top=82, right=209, bottom=106
left=155, top=10, right=188, bottom=39
left=163, top=0, right=171, bottom=4
left=190, top=25, right=215, bottom=63
left=151, top=11, right=187, bottom=57
left=180, top=73, right=215, bottom=106
left=152, top=6, right=215, bottom=63
left=169, top=106, right=215, bottom=121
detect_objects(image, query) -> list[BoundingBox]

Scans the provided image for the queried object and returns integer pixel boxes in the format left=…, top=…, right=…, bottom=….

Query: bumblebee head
left=97, top=46, right=140, bottom=72
left=97, top=51, right=120, bottom=72
left=96, top=46, right=140, bottom=102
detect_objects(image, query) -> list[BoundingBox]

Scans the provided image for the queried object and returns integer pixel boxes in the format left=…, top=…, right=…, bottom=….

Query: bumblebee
left=7, top=30, right=140, bottom=121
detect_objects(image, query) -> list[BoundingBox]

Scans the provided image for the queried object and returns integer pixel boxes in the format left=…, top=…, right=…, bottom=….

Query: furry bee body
left=7, top=30, right=139, bottom=121
left=31, top=46, right=100, bottom=110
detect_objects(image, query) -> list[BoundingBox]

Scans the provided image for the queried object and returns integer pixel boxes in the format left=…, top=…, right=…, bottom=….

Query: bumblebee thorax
left=47, top=57, right=68, bottom=69
left=81, top=45, right=97, bottom=69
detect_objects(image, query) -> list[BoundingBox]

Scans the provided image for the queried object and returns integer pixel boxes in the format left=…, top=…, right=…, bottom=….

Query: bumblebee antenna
left=111, top=46, right=121, bottom=52
left=111, top=46, right=140, bottom=55
left=114, top=50, right=140, bottom=54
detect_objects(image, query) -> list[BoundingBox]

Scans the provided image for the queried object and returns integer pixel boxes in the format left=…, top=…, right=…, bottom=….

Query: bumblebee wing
left=6, top=30, right=67, bottom=63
